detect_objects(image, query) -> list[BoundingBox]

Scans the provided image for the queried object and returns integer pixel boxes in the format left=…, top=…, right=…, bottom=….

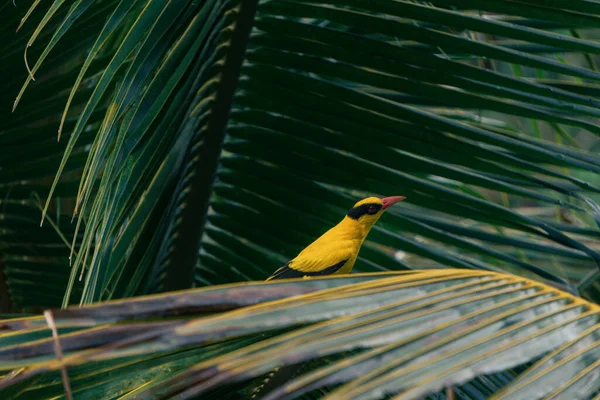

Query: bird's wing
left=266, top=259, right=348, bottom=281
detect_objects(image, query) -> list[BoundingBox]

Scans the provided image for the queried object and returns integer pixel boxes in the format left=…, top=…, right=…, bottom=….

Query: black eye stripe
left=347, top=203, right=382, bottom=220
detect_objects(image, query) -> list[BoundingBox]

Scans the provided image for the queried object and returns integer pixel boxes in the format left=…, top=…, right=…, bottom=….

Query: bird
left=267, top=196, right=405, bottom=281
left=250, top=196, right=406, bottom=399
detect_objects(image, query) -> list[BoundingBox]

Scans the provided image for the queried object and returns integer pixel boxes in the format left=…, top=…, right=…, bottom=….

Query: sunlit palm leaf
left=0, top=270, right=598, bottom=399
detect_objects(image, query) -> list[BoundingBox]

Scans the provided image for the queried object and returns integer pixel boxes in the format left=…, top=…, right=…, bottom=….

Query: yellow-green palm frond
left=0, top=269, right=598, bottom=399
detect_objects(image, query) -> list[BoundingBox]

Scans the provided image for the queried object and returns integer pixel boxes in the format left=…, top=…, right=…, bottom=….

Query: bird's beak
left=381, top=196, right=406, bottom=210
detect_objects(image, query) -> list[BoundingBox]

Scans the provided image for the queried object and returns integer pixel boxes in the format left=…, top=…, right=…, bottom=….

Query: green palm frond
left=3, top=0, right=600, bottom=307
left=0, top=270, right=598, bottom=399
left=204, top=0, right=600, bottom=297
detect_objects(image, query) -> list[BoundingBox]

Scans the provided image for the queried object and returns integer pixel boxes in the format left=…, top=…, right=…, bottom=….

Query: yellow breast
left=289, top=217, right=366, bottom=274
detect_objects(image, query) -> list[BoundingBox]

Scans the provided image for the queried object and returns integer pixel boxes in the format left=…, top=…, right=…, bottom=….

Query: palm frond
left=4, top=0, right=600, bottom=309
left=205, top=0, right=600, bottom=296
left=0, top=270, right=598, bottom=399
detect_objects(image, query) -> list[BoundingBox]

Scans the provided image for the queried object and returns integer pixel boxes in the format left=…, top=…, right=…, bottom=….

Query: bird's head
left=345, top=196, right=405, bottom=233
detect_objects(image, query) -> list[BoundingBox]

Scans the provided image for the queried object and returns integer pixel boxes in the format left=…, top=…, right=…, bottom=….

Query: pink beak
left=381, top=196, right=406, bottom=210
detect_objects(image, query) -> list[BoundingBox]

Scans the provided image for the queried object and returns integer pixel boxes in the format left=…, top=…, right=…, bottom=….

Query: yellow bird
left=252, top=196, right=406, bottom=399
left=267, top=196, right=405, bottom=280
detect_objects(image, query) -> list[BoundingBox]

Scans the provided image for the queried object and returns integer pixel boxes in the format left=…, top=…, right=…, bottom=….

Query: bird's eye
left=368, top=205, right=378, bottom=214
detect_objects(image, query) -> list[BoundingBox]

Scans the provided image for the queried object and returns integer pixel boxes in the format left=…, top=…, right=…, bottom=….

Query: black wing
left=267, top=259, right=348, bottom=281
